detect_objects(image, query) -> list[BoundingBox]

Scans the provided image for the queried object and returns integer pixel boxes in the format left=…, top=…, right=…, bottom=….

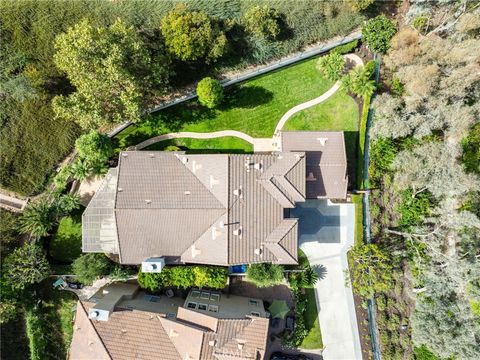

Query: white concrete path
left=299, top=200, right=362, bottom=360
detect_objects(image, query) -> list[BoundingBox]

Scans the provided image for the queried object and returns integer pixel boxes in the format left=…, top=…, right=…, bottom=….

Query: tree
left=347, top=243, right=393, bottom=298
left=342, top=65, right=376, bottom=98
left=69, top=159, right=92, bottom=181
left=345, top=0, right=374, bottom=12
left=18, top=199, right=57, bottom=238
left=72, top=253, right=111, bottom=285
left=3, top=243, right=50, bottom=290
left=75, top=130, right=113, bottom=173
left=56, top=193, right=81, bottom=214
left=196, top=77, right=224, bottom=108
left=316, top=52, right=345, bottom=81
left=242, top=5, right=281, bottom=40
left=246, top=263, right=284, bottom=288
left=53, top=19, right=169, bottom=129
left=393, top=142, right=479, bottom=198
left=362, top=15, right=397, bottom=54
left=160, top=4, right=227, bottom=63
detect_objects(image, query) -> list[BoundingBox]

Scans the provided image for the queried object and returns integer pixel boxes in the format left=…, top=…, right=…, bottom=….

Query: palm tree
left=343, top=66, right=376, bottom=98
left=70, top=159, right=92, bottom=181
left=18, top=199, right=56, bottom=238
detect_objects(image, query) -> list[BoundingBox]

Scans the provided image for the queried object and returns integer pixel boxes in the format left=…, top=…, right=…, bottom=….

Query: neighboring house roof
left=70, top=301, right=269, bottom=360
left=83, top=151, right=305, bottom=265
left=281, top=131, right=348, bottom=199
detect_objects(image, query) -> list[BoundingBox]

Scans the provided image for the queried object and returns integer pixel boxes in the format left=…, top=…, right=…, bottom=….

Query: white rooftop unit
left=141, top=257, right=165, bottom=273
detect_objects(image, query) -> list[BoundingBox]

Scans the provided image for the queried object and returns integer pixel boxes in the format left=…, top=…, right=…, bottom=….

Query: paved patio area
left=292, top=199, right=362, bottom=360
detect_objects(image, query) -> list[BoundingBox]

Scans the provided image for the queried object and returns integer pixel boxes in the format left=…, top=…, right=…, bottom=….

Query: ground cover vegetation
left=350, top=3, right=480, bottom=359
left=0, top=0, right=364, bottom=196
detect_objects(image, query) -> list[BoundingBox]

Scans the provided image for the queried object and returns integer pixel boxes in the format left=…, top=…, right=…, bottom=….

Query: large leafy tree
left=316, top=52, right=345, bottom=81
left=242, top=5, right=281, bottom=40
left=3, top=243, right=50, bottom=290
left=160, top=4, right=227, bottom=63
left=362, top=15, right=397, bottom=54
left=75, top=130, right=113, bottom=173
left=53, top=19, right=169, bottom=129
left=196, top=77, right=223, bottom=108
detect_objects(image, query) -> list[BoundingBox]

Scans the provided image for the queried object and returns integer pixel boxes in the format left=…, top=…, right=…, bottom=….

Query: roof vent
left=254, top=248, right=263, bottom=256
left=212, top=226, right=221, bottom=240
left=90, top=311, right=99, bottom=319
left=121, top=152, right=128, bottom=157
left=233, top=188, right=242, bottom=197
left=210, top=175, right=220, bottom=188
left=233, top=228, right=242, bottom=237
left=237, top=342, right=245, bottom=350
left=317, top=137, right=328, bottom=146
left=169, top=329, right=179, bottom=338
left=254, top=163, right=262, bottom=171
left=148, top=263, right=158, bottom=271
left=149, top=153, right=155, bottom=158
left=184, top=190, right=191, bottom=195
left=191, top=245, right=201, bottom=258
left=306, top=172, right=317, bottom=181
left=182, top=157, right=188, bottom=164
left=219, top=221, right=225, bottom=228
left=118, top=187, right=123, bottom=192
left=145, top=199, right=152, bottom=204
left=208, top=340, right=217, bottom=347
left=192, top=160, right=202, bottom=173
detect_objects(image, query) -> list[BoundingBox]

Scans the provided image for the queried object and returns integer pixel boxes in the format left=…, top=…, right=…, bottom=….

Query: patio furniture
left=53, top=278, right=68, bottom=289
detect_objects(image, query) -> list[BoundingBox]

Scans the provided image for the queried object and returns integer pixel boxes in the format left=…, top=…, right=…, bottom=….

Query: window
left=191, top=290, right=200, bottom=298
left=210, top=293, right=220, bottom=302
left=200, top=291, right=210, bottom=300
left=208, top=305, right=219, bottom=313
left=187, top=302, right=197, bottom=309
left=198, top=303, right=208, bottom=311
left=249, top=299, right=258, bottom=306
left=251, top=311, right=260, bottom=317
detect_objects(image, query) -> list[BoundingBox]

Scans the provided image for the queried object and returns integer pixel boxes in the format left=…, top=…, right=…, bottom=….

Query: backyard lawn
left=49, top=207, right=84, bottom=263
left=144, top=137, right=253, bottom=153
left=114, top=55, right=356, bottom=150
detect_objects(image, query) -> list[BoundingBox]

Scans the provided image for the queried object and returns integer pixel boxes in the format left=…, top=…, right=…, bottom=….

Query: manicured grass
left=115, top=57, right=336, bottom=149
left=352, top=194, right=364, bottom=245
left=144, top=137, right=253, bottom=153
left=300, top=287, right=323, bottom=349
left=49, top=207, right=84, bottom=263
left=357, top=95, right=370, bottom=190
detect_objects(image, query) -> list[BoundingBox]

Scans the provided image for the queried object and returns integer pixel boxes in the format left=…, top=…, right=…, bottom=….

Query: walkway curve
left=133, top=53, right=364, bottom=153
left=134, top=130, right=256, bottom=150
left=274, top=53, right=364, bottom=135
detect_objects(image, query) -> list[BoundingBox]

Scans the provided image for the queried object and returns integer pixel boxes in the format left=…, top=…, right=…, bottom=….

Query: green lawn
left=115, top=56, right=338, bottom=150
left=145, top=137, right=253, bottom=153
left=300, top=287, right=323, bottom=349
left=49, top=207, right=84, bottom=263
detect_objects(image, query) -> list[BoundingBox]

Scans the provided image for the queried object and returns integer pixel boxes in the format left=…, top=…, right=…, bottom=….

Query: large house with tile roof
left=70, top=283, right=269, bottom=360
left=82, top=131, right=347, bottom=268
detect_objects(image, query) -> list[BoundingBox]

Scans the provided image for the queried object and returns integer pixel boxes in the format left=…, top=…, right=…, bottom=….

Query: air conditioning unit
left=141, top=257, right=165, bottom=273
left=88, top=309, right=110, bottom=321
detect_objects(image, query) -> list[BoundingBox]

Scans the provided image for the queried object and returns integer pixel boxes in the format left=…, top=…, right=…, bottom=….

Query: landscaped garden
left=114, top=55, right=359, bottom=154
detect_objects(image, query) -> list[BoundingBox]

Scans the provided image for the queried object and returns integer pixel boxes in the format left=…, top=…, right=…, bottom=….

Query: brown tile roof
left=71, top=302, right=269, bottom=360
left=281, top=131, right=348, bottom=199
left=84, top=151, right=306, bottom=265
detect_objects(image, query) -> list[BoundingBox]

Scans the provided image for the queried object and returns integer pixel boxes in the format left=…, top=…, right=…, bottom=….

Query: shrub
left=160, top=4, right=227, bottom=63
left=397, top=189, right=432, bottom=228
left=414, top=345, right=440, bottom=360
left=332, top=39, right=359, bottom=55
left=196, top=77, right=224, bottom=108
left=316, top=52, right=345, bottom=81
left=362, top=15, right=397, bottom=54
left=75, top=130, right=113, bottom=174
left=4, top=243, right=50, bottom=290
left=288, top=266, right=319, bottom=290
left=72, top=253, right=112, bottom=285
left=246, top=263, right=284, bottom=288
left=391, top=76, right=404, bottom=97
left=25, top=308, right=49, bottom=360
left=345, top=0, right=374, bottom=12
left=137, top=266, right=228, bottom=292
left=18, top=199, right=58, bottom=238
left=242, top=5, right=280, bottom=40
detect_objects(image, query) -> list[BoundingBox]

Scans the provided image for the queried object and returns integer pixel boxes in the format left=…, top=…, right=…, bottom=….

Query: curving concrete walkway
left=133, top=54, right=364, bottom=154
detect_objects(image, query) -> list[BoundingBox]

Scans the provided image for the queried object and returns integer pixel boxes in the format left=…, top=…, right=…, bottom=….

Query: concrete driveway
left=291, top=200, right=362, bottom=360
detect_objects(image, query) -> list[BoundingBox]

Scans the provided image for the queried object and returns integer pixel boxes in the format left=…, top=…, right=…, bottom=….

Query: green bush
left=242, top=5, right=280, bottom=40
left=196, top=77, right=224, bottom=108
left=332, top=39, right=359, bottom=55
left=288, top=266, right=318, bottom=290
left=282, top=289, right=308, bottom=348
left=316, top=52, right=345, bottom=81
left=391, top=76, right=404, bottom=97
left=362, top=15, right=397, bottom=54
left=414, top=345, right=440, bottom=360
left=246, top=263, right=284, bottom=288
left=397, top=189, right=433, bottom=228
left=461, top=123, right=480, bottom=174
left=72, top=253, right=112, bottom=285
left=137, top=266, right=228, bottom=292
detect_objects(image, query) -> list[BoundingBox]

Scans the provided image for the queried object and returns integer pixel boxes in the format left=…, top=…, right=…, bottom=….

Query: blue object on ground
left=229, top=264, right=247, bottom=274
